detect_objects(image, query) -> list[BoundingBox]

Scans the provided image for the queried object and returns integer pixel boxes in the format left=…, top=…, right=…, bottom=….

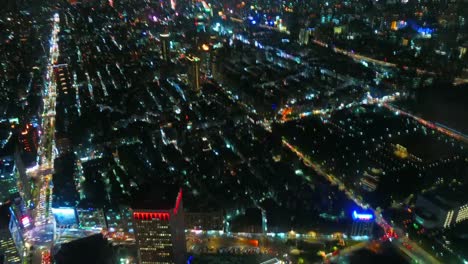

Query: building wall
left=414, top=195, right=468, bottom=229
left=134, top=212, right=174, bottom=263
left=185, top=212, right=224, bottom=230
left=170, top=202, right=185, bottom=264
left=0, top=229, right=20, bottom=264
left=133, top=209, right=186, bottom=264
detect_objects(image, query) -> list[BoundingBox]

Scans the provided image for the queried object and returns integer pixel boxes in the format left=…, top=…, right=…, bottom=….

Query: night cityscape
left=0, top=0, right=467, bottom=263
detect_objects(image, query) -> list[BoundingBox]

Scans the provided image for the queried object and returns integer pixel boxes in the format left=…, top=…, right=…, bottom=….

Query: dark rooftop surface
left=131, top=184, right=181, bottom=211
left=420, top=183, right=468, bottom=209
left=53, top=234, right=113, bottom=264
left=334, top=242, right=409, bottom=264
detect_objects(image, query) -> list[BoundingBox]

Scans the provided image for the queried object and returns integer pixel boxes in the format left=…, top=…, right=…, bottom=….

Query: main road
left=383, top=103, right=468, bottom=144
left=24, top=13, right=61, bottom=264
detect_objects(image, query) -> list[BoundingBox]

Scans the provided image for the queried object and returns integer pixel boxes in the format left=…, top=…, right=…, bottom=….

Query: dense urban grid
left=0, top=0, right=467, bottom=263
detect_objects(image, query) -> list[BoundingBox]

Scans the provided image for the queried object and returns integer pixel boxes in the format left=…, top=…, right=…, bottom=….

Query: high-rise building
left=187, top=55, right=201, bottom=93
left=160, top=33, right=171, bottom=63
left=0, top=156, right=17, bottom=202
left=104, top=206, right=135, bottom=242
left=298, top=28, right=312, bottom=45
left=415, top=186, right=468, bottom=229
left=199, top=44, right=211, bottom=75
left=17, top=124, right=38, bottom=168
left=350, top=210, right=374, bottom=239
left=14, top=124, right=38, bottom=206
left=210, top=48, right=219, bottom=78
left=76, top=208, right=106, bottom=232
left=199, top=37, right=220, bottom=78
left=0, top=204, right=22, bottom=264
left=185, top=212, right=224, bottom=231
left=133, top=189, right=185, bottom=264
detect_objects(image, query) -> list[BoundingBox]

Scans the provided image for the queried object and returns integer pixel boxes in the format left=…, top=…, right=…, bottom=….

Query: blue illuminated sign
left=417, top=27, right=433, bottom=36
left=352, top=210, right=373, bottom=221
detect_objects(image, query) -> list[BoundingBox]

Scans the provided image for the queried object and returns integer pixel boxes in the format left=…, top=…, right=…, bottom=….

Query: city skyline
left=0, top=0, right=467, bottom=263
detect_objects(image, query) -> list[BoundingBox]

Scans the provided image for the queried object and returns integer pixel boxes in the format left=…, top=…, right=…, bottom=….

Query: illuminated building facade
left=160, top=33, right=171, bottom=63
left=298, top=28, right=311, bottom=45
left=350, top=210, right=374, bottom=239
left=133, top=189, right=185, bottom=264
left=0, top=229, right=20, bottom=264
left=199, top=44, right=211, bottom=75
left=415, top=189, right=468, bottom=229
left=17, top=124, right=38, bottom=168
left=210, top=47, right=219, bottom=78
left=0, top=204, right=21, bottom=264
left=186, top=55, right=201, bottom=93
left=8, top=208, right=24, bottom=263
left=14, top=124, right=39, bottom=205
left=104, top=206, right=134, bottom=242
left=77, top=208, right=106, bottom=231
left=199, top=37, right=220, bottom=77
left=0, top=156, right=17, bottom=202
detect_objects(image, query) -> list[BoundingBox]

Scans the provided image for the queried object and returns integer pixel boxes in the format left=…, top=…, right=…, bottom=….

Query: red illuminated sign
left=133, top=212, right=170, bottom=221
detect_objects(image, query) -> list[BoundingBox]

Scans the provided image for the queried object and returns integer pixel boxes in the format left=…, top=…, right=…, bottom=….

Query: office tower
left=199, top=44, right=211, bottom=75
left=199, top=37, right=219, bottom=78
left=187, top=55, right=201, bottom=93
left=133, top=189, right=185, bottom=264
left=0, top=156, right=17, bottom=202
left=415, top=186, right=468, bottom=229
left=18, top=124, right=38, bottom=168
left=298, top=28, right=313, bottom=46
left=185, top=211, right=224, bottom=231
left=160, top=33, right=171, bottom=63
left=0, top=204, right=21, bottom=264
left=14, top=124, right=38, bottom=205
left=210, top=47, right=218, bottom=78
left=350, top=210, right=374, bottom=239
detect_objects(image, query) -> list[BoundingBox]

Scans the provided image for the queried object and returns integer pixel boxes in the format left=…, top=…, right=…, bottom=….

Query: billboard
left=52, top=207, right=78, bottom=226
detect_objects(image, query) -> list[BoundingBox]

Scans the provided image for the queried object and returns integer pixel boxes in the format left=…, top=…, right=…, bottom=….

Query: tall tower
left=200, top=44, right=211, bottom=75
left=133, top=189, right=185, bottom=264
left=187, top=55, right=201, bottom=93
left=199, top=42, right=219, bottom=78
left=160, top=33, right=171, bottom=63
